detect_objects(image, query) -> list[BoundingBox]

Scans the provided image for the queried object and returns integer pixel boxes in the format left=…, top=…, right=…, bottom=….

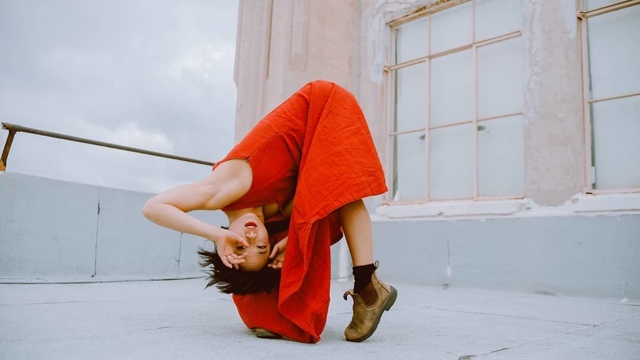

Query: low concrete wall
left=0, top=172, right=348, bottom=283
left=0, top=172, right=225, bottom=282
left=2, top=172, right=638, bottom=300
left=372, top=215, right=640, bottom=300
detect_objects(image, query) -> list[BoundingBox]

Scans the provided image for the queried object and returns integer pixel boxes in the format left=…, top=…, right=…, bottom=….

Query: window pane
left=395, top=63, right=427, bottom=132
left=430, top=124, right=474, bottom=200
left=395, top=17, right=429, bottom=64
left=431, top=49, right=473, bottom=127
left=478, top=115, right=525, bottom=196
left=393, top=132, right=426, bottom=200
left=586, top=0, right=623, bottom=10
left=592, top=96, right=640, bottom=189
left=588, top=6, right=640, bottom=99
left=431, top=1, right=472, bottom=54
left=475, top=0, right=522, bottom=41
left=477, top=36, right=524, bottom=119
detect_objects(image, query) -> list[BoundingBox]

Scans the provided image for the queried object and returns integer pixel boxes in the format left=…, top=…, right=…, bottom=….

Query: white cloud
left=0, top=0, right=239, bottom=193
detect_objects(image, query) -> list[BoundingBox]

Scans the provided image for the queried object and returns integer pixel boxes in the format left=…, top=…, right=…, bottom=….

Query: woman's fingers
left=238, top=238, right=250, bottom=248
left=269, top=244, right=280, bottom=259
left=221, top=253, right=234, bottom=268
left=220, top=252, right=246, bottom=269
left=230, top=233, right=249, bottom=248
left=268, top=254, right=284, bottom=269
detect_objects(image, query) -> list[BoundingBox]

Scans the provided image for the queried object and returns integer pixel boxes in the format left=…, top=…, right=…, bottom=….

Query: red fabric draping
left=219, top=81, right=387, bottom=342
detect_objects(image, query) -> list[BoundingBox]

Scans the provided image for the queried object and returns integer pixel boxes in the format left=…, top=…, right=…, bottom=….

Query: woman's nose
left=245, top=230, right=257, bottom=241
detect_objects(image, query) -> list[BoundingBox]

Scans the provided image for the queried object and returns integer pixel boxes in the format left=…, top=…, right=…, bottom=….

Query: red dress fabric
left=213, top=80, right=387, bottom=343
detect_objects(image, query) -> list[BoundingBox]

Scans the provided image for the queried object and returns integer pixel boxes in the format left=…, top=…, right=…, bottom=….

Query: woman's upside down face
left=228, top=215, right=271, bottom=272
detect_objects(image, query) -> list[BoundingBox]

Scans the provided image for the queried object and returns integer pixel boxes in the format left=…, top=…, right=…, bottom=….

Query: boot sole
left=253, top=328, right=283, bottom=339
left=347, top=286, right=398, bottom=343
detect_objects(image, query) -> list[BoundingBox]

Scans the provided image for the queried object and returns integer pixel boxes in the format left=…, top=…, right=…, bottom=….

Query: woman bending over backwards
left=143, top=80, right=397, bottom=343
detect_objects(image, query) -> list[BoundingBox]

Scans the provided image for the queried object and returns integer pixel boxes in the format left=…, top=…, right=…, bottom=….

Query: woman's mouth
left=245, top=222, right=257, bottom=229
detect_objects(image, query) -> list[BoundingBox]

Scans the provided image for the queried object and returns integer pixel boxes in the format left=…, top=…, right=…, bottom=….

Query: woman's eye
left=235, top=246, right=246, bottom=251
left=257, top=245, right=267, bottom=250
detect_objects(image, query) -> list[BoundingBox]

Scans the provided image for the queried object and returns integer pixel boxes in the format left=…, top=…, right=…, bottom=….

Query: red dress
left=213, top=80, right=387, bottom=343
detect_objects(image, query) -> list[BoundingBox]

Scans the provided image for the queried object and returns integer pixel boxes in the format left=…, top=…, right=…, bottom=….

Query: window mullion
left=387, top=27, right=397, bottom=201
left=472, top=0, right=478, bottom=200
left=425, top=12, right=433, bottom=202
left=579, top=0, right=594, bottom=191
left=472, top=0, right=476, bottom=43
left=578, top=0, right=640, bottom=19
left=472, top=44, right=479, bottom=200
left=589, top=92, right=640, bottom=104
left=425, top=57, right=432, bottom=202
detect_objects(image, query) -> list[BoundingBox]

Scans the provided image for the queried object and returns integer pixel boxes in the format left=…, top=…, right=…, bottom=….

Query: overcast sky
left=0, top=0, right=239, bottom=193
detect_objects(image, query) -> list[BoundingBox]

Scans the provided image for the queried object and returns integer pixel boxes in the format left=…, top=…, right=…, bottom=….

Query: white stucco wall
left=234, top=0, right=357, bottom=140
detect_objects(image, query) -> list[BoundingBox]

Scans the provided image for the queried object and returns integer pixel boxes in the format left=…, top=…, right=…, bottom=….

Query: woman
left=143, top=80, right=397, bottom=343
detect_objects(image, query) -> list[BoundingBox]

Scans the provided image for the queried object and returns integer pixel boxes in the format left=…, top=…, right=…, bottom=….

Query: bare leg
left=339, top=200, right=397, bottom=342
left=338, top=199, right=373, bottom=266
left=339, top=199, right=378, bottom=304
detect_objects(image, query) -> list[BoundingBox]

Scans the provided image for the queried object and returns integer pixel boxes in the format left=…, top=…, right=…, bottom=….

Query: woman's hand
left=214, top=228, right=249, bottom=269
left=268, top=237, right=287, bottom=269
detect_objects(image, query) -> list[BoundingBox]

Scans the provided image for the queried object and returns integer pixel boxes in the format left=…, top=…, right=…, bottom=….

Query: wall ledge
left=375, top=199, right=531, bottom=219
left=571, top=192, right=640, bottom=213
left=374, top=192, right=640, bottom=220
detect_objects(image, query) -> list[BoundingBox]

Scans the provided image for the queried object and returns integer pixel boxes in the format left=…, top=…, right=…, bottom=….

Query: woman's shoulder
left=210, top=159, right=252, bottom=189
left=204, top=160, right=253, bottom=209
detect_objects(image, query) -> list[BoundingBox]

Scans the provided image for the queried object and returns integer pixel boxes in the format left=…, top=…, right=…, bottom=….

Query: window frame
left=578, top=0, right=640, bottom=194
left=383, top=0, right=525, bottom=204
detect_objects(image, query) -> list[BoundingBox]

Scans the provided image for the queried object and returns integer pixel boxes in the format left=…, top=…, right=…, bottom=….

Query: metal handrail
left=0, top=122, right=215, bottom=171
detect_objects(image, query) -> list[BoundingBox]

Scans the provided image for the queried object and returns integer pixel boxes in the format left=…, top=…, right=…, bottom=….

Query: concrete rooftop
left=1, top=279, right=639, bottom=360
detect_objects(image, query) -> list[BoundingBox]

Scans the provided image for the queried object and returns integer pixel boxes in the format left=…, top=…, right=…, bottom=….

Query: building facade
left=233, top=0, right=640, bottom=299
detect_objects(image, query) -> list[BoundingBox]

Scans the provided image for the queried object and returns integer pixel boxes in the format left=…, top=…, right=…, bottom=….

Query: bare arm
left=142, top=177, right=224, bottom=240
left=142, top=168, right=251, bottom=268
left=142, top=163, right=251, bottom=259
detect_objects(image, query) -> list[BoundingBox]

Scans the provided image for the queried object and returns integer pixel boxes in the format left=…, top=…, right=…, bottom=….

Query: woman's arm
left=142, top=169, right=250, bottom=268
left=142, top=166, right=249, bottom=241
left=144, top=174, right=217, bottom=236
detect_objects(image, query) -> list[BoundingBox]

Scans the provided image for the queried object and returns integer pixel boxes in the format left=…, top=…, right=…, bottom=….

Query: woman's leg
left=338, top=199, right=373, bottom=266
left=338, top=199, right=397, bottom=342
left=338, top=200, right=378, bottom=304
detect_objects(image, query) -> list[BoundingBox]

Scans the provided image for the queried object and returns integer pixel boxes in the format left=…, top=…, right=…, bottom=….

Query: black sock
left=353, top=263, right=377, bottom=293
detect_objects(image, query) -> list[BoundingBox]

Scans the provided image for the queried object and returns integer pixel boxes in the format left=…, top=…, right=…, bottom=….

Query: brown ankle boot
left=343, top=266, right=398, bottom=342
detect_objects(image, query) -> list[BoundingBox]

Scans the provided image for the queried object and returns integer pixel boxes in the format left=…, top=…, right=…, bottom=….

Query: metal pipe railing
left=0, top=122, right=215, bottom=171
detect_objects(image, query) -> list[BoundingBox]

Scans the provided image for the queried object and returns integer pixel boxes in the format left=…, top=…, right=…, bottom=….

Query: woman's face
left=228, top=214, right=271, bottom=272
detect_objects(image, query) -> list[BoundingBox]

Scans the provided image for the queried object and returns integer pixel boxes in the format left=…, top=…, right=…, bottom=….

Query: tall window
left=580, top=0, right=640, bottom=192
left=386, top=0, right=524, bottom=202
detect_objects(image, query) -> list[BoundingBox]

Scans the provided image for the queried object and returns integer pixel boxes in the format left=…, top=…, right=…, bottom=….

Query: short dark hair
left=197, top=247, right=281, bottom=295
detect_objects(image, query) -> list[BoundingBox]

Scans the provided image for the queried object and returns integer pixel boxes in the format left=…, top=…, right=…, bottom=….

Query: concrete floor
left=1, top=279, right=639, bottom=360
